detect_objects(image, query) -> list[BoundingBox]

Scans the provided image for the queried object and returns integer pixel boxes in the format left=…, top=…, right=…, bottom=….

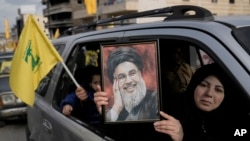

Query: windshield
left=0, top=58, right=12, bottom=75
left=0, top=57, right=12, bottom=92
left=0, top=77, right=10, bottom=92
left=232, top=26, right=250, bottom=55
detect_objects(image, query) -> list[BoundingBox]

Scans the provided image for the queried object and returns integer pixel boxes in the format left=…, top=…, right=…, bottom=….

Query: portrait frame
left=100, top=40, right=161, bottom=123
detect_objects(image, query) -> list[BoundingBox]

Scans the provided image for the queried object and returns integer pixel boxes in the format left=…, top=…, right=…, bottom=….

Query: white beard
left=120, top=76, right=147, bottom=113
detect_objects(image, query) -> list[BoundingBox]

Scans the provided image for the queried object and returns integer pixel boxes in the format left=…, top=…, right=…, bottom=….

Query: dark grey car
left=0, top=52, right=27, bottom=126
left=26, top=5, right=250, bottom=141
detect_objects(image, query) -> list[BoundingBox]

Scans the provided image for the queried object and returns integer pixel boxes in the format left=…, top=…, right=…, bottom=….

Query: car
left=0, top=52, right=27, bottom=126
left=26, top=5, right=250, bottom=141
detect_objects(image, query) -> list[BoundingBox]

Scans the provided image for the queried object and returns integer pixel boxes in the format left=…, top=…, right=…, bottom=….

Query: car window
left=197, top=49, right=214, bottom=66
left=0, top=55, right=13, bottom=95
left=53, top=43, right=101, bottom=113
left=52, top=38, right=250, bottom=141
left=232, top=26, right=250, bottom=55
left=36, top=44, right=66, bottom=97
left=35, top=68, right=55, bottom=97
left=53, top=43, right=66, bottom=55
left=0, top=58, right=12, bottom=75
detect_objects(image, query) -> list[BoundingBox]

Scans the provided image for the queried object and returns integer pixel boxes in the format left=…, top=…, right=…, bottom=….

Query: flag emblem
left=9, top=14, right=63, bottom=106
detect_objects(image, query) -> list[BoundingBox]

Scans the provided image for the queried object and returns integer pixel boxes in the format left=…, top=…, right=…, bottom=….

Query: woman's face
left=194, top=75, right=225, bottom=112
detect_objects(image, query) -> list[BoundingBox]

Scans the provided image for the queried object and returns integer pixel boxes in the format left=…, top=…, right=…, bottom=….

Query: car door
left=28, top=46, right=108, bottom=141
left=27, top=32, right=125, bottom=141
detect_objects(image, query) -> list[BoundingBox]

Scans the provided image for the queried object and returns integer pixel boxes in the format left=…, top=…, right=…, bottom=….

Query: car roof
left=52, top=5, right=250, bottom=58
left=214, top=15, right=250, bottom=28
left=55, top=5, right=250, bottom=39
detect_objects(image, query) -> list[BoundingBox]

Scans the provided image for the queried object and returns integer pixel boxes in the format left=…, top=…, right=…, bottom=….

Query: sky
left=0, top=0, right=44, bottom=33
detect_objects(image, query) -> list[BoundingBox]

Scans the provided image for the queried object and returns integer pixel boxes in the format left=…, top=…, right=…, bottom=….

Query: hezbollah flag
left=9, top=14, right=63, bottom=106
left=53, top=28, right=60, bottom=39
left=4, top=19, right=10, bottom=39
left=84, top=0, right=97, bottom=15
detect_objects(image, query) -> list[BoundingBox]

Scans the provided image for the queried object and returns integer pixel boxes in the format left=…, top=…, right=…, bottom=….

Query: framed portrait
left=100, top=40, right=160, bottom=123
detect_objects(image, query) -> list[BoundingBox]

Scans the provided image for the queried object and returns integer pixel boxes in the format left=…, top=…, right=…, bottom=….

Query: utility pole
left=95, top=0, right=99, bottom=21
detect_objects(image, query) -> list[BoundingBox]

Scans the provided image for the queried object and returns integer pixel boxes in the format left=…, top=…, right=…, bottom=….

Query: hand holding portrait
left=154, top=111, right=183, bottom=141
left=94, top=85, right=109, bottom=114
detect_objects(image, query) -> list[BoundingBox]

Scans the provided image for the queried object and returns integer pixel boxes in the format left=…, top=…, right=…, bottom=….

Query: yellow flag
left=4, top=19, right=10, bottom=39
left=84, top=0, right=97, bottom=15
left=53, top=28, right=60, bottom=39
left=9, top=14, right=63, bottom=106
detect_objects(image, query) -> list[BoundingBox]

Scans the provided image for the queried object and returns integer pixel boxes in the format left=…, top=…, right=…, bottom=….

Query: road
left=0, top=119, right=27, bottom=141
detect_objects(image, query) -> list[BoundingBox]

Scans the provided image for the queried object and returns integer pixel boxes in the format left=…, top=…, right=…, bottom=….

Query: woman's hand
left=154, top=111, right=184, bottom=141
left=75, top=86, right=88, bottom=101
left=94, top=85, right=108, bottom=114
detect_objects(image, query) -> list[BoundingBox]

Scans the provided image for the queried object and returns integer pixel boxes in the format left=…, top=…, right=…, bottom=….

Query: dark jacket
left=60, top=86, right=101, bottom=125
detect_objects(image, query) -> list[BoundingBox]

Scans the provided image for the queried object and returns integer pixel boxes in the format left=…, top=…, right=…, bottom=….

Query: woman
left=154, top=63, right=245, bottom=141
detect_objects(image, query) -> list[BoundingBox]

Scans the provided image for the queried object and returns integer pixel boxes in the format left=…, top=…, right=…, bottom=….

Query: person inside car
left=163, top=47, right=195, bottom=95
left=60, top=66, right=101, bottom=125
left=154, top=63, right=250, bottom=141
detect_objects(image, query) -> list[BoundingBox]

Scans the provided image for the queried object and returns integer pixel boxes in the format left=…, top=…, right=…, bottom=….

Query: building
left=16, top=5, right=49, bottom=39
left=0, top=5, right=49, bottom=52
left=42, top=0, right=250, bottom=36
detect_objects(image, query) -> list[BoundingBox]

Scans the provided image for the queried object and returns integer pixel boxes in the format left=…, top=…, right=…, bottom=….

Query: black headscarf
left=182, top=63, right=233, bottom=141
left=185, top=63, right=231, bottom=113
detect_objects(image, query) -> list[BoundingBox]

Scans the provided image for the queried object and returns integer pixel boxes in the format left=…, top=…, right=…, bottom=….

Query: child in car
left=60, top=66, right=101, bottom=125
